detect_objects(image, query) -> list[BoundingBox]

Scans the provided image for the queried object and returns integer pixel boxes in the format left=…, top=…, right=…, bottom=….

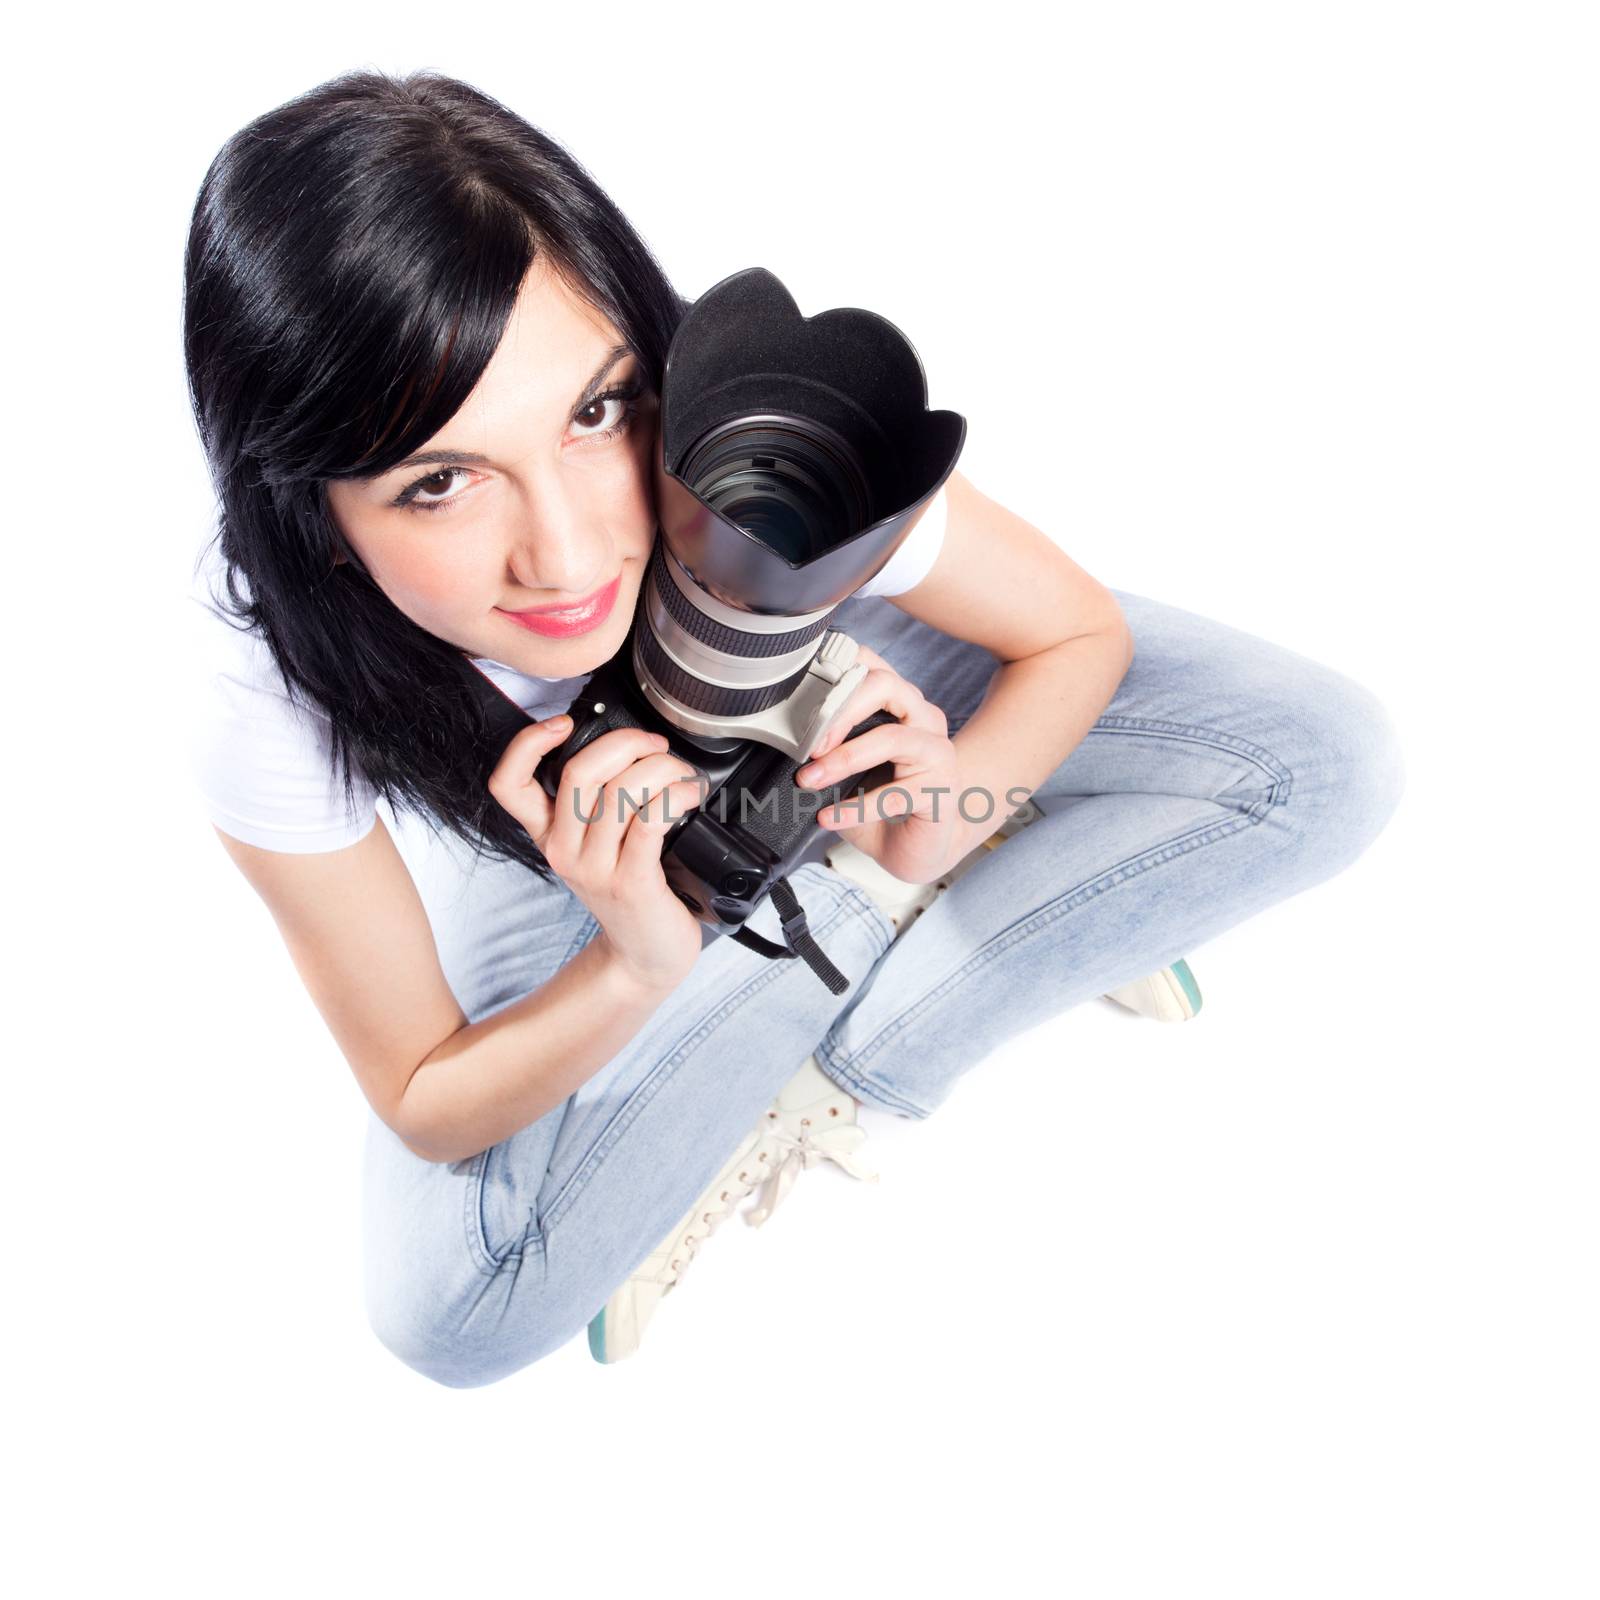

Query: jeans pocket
left=468, top=1111, right=561, bottom=1270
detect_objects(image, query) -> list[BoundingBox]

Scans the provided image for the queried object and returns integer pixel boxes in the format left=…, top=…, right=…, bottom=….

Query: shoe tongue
left=776, top=1053, right=843, bottom=1114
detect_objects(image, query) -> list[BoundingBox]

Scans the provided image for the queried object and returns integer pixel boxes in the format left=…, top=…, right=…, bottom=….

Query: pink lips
left=497, top=574, right=621, bottom=638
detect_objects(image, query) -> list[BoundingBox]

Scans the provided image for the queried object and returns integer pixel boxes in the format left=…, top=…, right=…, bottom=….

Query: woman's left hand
left=793, top=642, right=968, bottom=886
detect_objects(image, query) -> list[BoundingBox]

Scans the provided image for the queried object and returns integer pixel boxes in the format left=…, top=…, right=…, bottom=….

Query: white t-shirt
left=185, top=486, right=948, bottom=856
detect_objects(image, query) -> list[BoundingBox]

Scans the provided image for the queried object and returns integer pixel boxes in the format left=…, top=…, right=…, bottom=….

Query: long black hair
left=183, top=69, right=685, bottom=881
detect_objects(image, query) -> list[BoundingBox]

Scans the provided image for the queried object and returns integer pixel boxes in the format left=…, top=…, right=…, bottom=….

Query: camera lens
left=718, top=486, right=819, bottom=564
left=680, top=417, right=872, bottom=565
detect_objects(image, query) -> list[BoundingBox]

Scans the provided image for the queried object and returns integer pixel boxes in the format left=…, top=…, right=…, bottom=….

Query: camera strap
left=730, top=876, right=850, bottom=995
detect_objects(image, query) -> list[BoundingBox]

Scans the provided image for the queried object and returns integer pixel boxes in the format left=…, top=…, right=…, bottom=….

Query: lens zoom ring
left=649, top=542, right=832, bottom=659
left=637, top=625, right=813, bottom=718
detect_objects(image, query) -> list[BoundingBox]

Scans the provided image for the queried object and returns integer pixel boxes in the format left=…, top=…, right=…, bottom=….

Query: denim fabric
left=363, top=587, right=1406, bottom=1386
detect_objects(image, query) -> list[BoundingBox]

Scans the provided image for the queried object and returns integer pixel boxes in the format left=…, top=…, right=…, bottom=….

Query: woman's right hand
left=488, top=716, right=708, bottom=992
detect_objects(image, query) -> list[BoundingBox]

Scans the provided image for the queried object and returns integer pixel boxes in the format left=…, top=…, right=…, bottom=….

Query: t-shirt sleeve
left=852, top=483, right=949, bottom=600
left=183, top=579, right=379, bottom=854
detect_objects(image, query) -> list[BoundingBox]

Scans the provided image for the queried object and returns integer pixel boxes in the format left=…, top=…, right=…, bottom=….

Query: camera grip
left=810, top=706, right=899, bottom=809
left=532, top=686, right=654, bottom=803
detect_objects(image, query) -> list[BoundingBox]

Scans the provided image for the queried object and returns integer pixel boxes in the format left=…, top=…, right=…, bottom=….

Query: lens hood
left=655, top=267, right=965, bottom=614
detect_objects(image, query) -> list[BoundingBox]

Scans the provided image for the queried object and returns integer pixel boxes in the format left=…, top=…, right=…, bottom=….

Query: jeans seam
left=495, top=888, right=864, bottom=1260
left=463, top=1149, right=500, bottom=1277
left=458, top=906, right=604, bottom=1276
left=827, top=875, right=898, bottom=957
left=820, top=803, right=1271, bottom=1111
left=1088, top=717, right=1294, bottom=819
left=558, top=909, right=601, bottom=968
left=814, top=1042, right=931, bottom=1119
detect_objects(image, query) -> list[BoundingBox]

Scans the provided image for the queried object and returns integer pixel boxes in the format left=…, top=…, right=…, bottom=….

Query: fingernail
left=796, top=764, right=819, bottom=787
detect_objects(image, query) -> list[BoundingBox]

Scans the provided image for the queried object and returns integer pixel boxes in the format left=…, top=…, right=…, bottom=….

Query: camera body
left=535, top=630, right=897, bottom=932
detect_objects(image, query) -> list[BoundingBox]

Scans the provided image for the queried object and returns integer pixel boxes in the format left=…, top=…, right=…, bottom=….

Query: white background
left=7, top=2, right=1595, bottom=1594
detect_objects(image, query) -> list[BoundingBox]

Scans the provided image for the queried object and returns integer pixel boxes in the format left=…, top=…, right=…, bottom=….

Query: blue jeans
left=363, top=588, right=1406, bottom=1386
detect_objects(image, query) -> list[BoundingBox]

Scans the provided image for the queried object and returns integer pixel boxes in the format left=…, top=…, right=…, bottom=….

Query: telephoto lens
left=639, top=267, right=964, bottom=761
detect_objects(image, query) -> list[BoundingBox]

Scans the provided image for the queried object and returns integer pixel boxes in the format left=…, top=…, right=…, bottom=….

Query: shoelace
left=665, top=1109, right=881, bottom=1285
left=742, top=1116, right=880, bottom=1229
left=663, top=1134, right=781, bottom=1284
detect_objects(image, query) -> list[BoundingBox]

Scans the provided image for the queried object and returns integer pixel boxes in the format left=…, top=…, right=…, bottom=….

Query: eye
left=389, top=378, right=646, bottom=515
left=393, top=466, right=473, bottom=513
left=570, top=381, right=644, bottom=444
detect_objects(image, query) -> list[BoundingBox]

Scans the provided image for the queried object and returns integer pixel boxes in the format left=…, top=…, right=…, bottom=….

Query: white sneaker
left=586, top=1056, right=878, bottom=1364
left=824, top=798, right=1202, bottom=1019
left=742, top=1053, right=879, bottom=1228
left=1103, top=959, right=1204, bottom=1021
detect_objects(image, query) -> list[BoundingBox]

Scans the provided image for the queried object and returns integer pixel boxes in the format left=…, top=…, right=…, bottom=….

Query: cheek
left=330, top=495, right=474, bottom=614
left=370, top=538, right=487, bottom=621
left=616, top=425, right=660, bottom=539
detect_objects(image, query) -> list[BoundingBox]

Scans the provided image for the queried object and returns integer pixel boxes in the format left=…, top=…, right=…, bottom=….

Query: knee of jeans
left=365, top=1273, right=559, bottom=1390
left=1284, top=669, right=1407, bottom=861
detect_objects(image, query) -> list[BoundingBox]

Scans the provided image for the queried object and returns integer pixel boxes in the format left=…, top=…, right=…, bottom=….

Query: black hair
left=182, top=68, right=686, bottom=880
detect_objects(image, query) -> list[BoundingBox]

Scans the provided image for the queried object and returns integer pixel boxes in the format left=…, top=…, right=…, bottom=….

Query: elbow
left=1059, top=599, right=1131, bottom=676
left=385, top=1054, right=471, bottom=1165
left=1062, top=586, right=1132, bottom=660
left=1101, top=593, right=1134, bottom=672
left=386, top=1096, right=456, bottom=1166
left=401, top=1133, right=451, bottom=1164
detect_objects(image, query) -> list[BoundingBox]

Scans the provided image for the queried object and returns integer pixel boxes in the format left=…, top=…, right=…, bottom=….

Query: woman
left=183, top=69, right=1405, bottom=1387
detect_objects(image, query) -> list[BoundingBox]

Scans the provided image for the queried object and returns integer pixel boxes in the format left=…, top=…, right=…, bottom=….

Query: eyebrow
left=357, top=345, right=632, bottom=482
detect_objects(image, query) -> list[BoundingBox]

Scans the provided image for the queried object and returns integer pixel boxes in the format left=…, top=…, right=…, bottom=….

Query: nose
left=505, top=474, right=610, bottom=599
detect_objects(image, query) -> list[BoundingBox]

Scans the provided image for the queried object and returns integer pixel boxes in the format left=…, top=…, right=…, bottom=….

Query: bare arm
left=396, top=929, right=680, bottom=1164
left=214, top=815, right=682, bottom=1166
left=882, top=469, right=1134, bottom=857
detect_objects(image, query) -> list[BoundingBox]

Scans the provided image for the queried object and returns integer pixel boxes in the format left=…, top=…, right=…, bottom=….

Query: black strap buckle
left=729, top=875, right=851, bottom=995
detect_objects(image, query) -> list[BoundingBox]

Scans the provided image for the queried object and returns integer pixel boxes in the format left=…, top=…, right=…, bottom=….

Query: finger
left=616, top=774, right=707, bottom=882
left=562, top=725, right=674, bottom=791
left=486, top=714, right=575, bottom=840
left=817, top=780, right=918, bottom=829
left=810, top=666, right=943, bottom=759
left=797, top=721, right=948, bottom=790
left=842, top=643, right=933, bottom=707
left=546, top=728, right=672, bottom=865
left=576, top=752, right=705, bottom=873
left=489, top=713, right=575, bottom=790
left=818, top=773, right=960, bottom=829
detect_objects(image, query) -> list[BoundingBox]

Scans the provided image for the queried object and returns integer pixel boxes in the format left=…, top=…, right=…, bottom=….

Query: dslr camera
left=534, top=268, right=964, bottom=991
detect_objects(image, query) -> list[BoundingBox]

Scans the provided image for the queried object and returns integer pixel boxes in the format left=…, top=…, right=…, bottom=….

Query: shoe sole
left=1169, top=958, right=1203, bottom=1017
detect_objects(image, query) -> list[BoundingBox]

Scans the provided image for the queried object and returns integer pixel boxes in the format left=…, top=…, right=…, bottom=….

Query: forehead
left=474, top=260, right=625, bottom=410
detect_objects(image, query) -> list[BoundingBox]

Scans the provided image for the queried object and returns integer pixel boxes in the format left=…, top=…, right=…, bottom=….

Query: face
left=326, top=257, right=659, bottom=679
